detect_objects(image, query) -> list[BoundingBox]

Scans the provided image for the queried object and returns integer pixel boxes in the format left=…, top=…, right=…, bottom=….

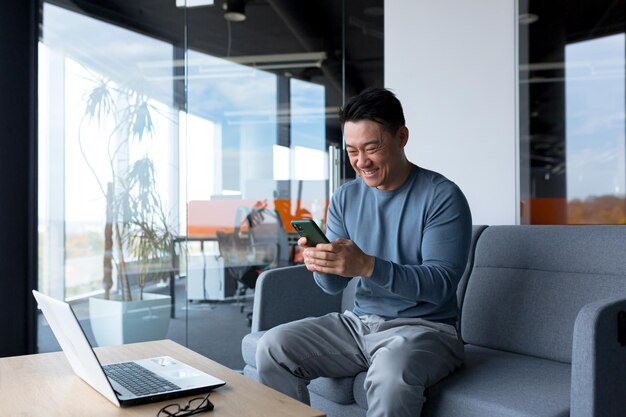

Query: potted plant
left=79, top=76, right=175, bottom=346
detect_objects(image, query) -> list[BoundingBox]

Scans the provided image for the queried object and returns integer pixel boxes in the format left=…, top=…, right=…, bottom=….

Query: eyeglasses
left=156, top=393, right=214, bottom=417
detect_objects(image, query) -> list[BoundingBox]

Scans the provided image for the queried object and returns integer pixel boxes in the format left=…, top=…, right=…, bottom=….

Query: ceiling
left=47, top=0, right=385, bottom=107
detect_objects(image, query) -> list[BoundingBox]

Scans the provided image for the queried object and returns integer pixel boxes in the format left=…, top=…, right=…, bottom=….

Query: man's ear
left=397, top=126, right=409, bottom=148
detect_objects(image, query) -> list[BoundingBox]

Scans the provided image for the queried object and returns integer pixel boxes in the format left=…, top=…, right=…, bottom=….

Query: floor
left=37, top=277, right=254, bottom=371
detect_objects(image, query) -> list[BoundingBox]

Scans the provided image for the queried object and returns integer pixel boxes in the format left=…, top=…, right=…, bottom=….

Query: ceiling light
left=519, top=13, right=539, bottom=25
left=176, top=0, right=214, bottom=7
left=228, top=51, right=327, bottom=69
left=223, top=0, right=246, bottom=22
left=137, top=52, right=327, bottom=81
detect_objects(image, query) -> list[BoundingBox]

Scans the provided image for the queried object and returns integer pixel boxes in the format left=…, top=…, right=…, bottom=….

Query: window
left=37, top=0, right=383, bottom=370
left=519, top=0, right=626, bottom=224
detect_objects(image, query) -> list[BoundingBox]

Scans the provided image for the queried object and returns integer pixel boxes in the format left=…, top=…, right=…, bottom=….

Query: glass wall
left=181, top=0, right=371, bottom=367
left=37, top=0, right=383, bottom=370
left=519, top=0, right=626, bottom=224
left=38, top=2, right=184, bottom=351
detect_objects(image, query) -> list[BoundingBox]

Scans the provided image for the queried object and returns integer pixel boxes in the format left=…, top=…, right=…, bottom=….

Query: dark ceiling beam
left=266, top=0, right=360, bottom=98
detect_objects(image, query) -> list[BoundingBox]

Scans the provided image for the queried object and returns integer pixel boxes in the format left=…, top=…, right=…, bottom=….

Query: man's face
left=344, top=119, right=409, bottom=190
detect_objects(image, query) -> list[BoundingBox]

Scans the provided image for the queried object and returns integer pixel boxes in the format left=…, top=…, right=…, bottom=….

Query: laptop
left=33, top=290, right=225, bottom=407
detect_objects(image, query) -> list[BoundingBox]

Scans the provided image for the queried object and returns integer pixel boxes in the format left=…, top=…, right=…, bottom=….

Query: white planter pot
left=89, top=292, right=171, bottom=347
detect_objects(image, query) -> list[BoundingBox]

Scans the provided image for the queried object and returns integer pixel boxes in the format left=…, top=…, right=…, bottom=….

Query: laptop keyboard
left=103, top=361, right=181, bottom=396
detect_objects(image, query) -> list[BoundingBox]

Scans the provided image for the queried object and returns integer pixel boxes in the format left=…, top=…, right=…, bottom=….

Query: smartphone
left=291, top=219, right=330, bottom=246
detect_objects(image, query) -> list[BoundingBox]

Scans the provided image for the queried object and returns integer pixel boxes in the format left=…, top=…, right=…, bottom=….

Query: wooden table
left=0, top=339, right=325, bottom=417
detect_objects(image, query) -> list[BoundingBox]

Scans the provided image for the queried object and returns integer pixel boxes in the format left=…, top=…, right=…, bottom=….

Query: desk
left=172, top=236, right=218, bottom=308
left=0, top=339, right=325, bottom=417
left=174, top=235, right=258, bottom=302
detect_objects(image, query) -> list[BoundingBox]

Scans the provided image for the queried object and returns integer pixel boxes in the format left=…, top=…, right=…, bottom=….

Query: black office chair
left=216, top=207, right=291, bottom=325
left=245, top=208, right=291, bottom=269
left=214, top=230, right=254, bottom=303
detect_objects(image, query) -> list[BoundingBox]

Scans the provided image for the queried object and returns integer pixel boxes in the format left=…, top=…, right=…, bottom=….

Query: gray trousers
left=256, top=311, right=464, bottom=417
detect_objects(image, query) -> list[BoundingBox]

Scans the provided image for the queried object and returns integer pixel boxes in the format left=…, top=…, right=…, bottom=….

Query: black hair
left=339, top=87, right=406, bottom=135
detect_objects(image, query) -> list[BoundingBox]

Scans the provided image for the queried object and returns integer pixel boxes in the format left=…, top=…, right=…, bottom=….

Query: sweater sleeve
left=368, top=181, right=472, bottom=305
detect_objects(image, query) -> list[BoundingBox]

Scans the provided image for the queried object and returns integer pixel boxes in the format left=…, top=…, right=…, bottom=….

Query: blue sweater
left=314, top=164, right=472, bottom=325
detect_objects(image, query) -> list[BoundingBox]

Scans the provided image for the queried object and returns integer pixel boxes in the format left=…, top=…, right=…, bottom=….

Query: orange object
left=187, top=198, right=329, bottom=237
left=527, top=198, right=567, bottom=225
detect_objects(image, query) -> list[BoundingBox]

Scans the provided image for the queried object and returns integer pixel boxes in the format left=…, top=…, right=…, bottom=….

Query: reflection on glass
left=183, top=51, right=328, bottom=271
left=182, top=43, right=330, bottom=366
left=565, top=34, right=626, bottom=224
left=290, top=78, right=328, bottom=225
left=518, top=0, right=626, bottom=224
left=39, top=3, right=181, bottom=349
left=38, top=0, right=381, bottom=369
left=184, top=49, right=329, bottom=237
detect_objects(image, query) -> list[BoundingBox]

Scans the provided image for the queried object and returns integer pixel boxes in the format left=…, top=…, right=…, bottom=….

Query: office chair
left=214, top=230, right=253, bottom=325
left=217, top=207, right=291, bottom=325
left=244, top=207, right=291, bottom=269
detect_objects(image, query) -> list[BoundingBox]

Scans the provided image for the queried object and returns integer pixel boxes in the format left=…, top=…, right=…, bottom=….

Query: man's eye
left=365, top=147, right=378, bottom=153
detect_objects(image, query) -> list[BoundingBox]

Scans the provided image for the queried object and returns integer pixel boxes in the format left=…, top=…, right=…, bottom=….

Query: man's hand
left=299, top=237, right=375, bottom=278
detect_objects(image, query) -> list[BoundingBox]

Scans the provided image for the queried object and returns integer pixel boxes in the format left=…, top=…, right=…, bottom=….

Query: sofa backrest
left=461, top=225, right=626, bottom=363
left=455, top=225, right=488, bottom=336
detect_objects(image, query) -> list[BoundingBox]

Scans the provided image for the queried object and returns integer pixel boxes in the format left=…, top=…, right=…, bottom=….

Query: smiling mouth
left=360, top=168, right=378, bottom=177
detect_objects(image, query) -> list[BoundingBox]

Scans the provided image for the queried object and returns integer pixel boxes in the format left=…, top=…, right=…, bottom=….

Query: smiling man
left=256, top=87, right=472, bottom=417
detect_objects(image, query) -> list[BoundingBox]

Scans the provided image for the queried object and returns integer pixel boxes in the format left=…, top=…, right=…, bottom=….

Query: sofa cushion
left=243, top=364, right=260, bottom=381
left=422, top=345, right=571, bottom=417
left=310, top=391, right=366, bottom=417
left=248, top=343, right=571, bottom=417
left=242, top=331, right=266, bottom=368
left=462, top=225, right=626, bottom=362
left=309, top=376, right=355, bottom=405
left=352, top=372, right=367, bottom=409
left=347, top=344, right=571, bottom=417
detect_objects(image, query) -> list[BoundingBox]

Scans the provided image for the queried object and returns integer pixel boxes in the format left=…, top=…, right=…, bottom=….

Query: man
left=256, top=87, right=472, bottom=417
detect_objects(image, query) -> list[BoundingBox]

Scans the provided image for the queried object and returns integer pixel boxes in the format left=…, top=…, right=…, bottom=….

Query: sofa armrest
left=571, top=296, right=626, bottom=417
left=251, top=264, right=343, bottom=332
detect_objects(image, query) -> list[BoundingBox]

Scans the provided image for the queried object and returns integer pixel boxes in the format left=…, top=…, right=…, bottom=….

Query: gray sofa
left=241, top=225, right=626, bottom=417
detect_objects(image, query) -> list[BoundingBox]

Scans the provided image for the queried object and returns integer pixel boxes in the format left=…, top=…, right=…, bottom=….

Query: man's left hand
left=303, top=238, right=375, bottom=278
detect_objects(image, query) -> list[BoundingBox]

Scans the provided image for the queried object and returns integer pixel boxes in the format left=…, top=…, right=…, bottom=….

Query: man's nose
left=355, top=151, right=370, bottom=168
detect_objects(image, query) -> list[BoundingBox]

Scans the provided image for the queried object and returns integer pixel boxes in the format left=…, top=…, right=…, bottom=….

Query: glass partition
left=519, top=0, right=626, bottom=224
left=38, top=2, right=185, bottom=350
left=182, top=2, right=343, bottom=369
left=37, top=0, right=383, bottom=370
